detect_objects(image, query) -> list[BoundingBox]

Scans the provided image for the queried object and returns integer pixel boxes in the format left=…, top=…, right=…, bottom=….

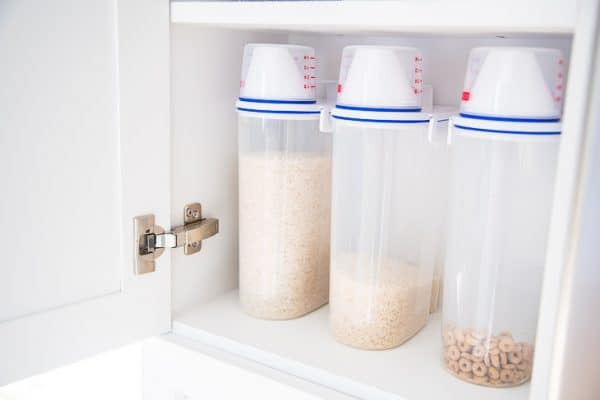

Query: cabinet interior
left=170, top=27, right=572, bottom=313
left=169, top=26, right=572, bottom=399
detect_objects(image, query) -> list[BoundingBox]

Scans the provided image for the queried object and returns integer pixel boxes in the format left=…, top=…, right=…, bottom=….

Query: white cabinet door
left=0, top=0, right=170, bottom=385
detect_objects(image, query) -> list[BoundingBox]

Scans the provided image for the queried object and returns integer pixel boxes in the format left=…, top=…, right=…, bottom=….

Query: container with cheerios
left=442, top=324, right=534, bottom=386
left=442, top=47, right=564, bottom=387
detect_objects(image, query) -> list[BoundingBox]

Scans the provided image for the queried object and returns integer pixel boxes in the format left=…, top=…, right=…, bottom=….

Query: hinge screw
left=186, top=208, right=201, bottom=219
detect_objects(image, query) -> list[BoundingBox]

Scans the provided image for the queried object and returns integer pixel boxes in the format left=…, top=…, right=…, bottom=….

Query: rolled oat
left=239, top=153, right=331, bottom=319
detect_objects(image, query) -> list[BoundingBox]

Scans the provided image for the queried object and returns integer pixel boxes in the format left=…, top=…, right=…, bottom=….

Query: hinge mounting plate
left=133, top=202, right=219, bottom=274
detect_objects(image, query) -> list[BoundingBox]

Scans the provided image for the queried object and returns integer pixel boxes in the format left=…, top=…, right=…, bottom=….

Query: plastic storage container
left=329, top=46, right=448, bottom=350
left=428, top=132, right=449, bottom=314
left=237, top=44, right=331, bottom=320
left=442, top=47, right=564, bottom=387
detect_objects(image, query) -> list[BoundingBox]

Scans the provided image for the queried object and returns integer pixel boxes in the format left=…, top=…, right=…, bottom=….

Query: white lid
left=336, top=46, right=423, bottom=110
left=460, top=47, right=565, bottom=119
left=240, top=44, right=316, bottom=101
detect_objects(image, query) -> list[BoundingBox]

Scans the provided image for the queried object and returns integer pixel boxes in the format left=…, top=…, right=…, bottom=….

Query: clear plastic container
left=329, top=46, right=446, bottom=350
left=428, top=130, right=450, bottom=314
left=442, top=47, right=563, bottom=387
left=236, top=44, right=331, bottom=320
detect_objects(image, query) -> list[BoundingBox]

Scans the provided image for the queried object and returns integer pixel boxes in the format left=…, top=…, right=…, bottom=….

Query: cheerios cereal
left=442, top=323, right=534, bottom=387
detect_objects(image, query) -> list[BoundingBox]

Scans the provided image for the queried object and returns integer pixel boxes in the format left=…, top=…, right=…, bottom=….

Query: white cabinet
left=1, top=0, right=599, bottom=399
left=0, top=0, right=170, bottom=384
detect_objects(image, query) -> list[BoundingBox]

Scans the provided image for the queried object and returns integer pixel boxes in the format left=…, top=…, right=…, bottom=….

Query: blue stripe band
left=333, top=115, right=429, bottom=124
left=237, top=107, right=320, bottom=115
left=239, top=97, right=317, bottom=105
left=454, top=124, right=561, bottom=135
left=459, top=113, right=560, bottom=123
left=336, top=104, right=422, bottom=112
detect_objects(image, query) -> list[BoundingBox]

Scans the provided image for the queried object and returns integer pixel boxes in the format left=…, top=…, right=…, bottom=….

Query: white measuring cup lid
left=333, top=46, right=424, bottom=124
left=237, top=44, right=320, bottom=118
left=460, top=47, right=564, bottom=120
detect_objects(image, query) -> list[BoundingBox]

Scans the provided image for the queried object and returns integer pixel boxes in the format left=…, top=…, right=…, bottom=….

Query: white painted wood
left=0, top=342, right=143, bottom=400
left=0, top=0, right=170, bottom=385
left=545, top=1, right=600, bottom=398
left=170, top=26, right=286, bottom=312
left=171, top=0, right=575, bottom=34
left=172, top=291, right=529, bottom=400
left=143, top=336, right=353, bottom=400
left=167, top=29, right=576, bottom=400
left=529, top=1, right=600, bottom=399
left=0, top=0, right=121, bottom=323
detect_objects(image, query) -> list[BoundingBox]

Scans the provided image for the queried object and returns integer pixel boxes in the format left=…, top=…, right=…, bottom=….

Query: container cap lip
left=453, top=113, right=561, bottom=135
left=332, top=103, right=429, bottom=125
left=238, top=97, right=317, bottom=105
left=236, top=98, right=321, bottom=120
left=469, top=46, right=563, bottom=54
left=459, top=112, right=560, bottom=123
left=331, top=105, right=455, bottom=129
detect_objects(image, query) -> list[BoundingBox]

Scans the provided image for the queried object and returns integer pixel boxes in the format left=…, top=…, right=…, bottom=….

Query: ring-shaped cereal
left=500, top=352, right=508, bottom=367
left=472, top=362, right=487, bottom=377
left=500, top=369, right=514, bottom=383
left=458, top=341, right=472, bottom=352
left=459, top=358, right=472, bottom=373
left=508, top=350, right=522, bottom=364
left=488, top=366, right=500, bottom=380
left=447, top=345, right=460, bottom=361
left=499, top=337, right=515, bottom=352
left=444, top=330, right=456, bottom=346
left=491, top=354, right=501, bottom=368
left=454, top=329, right=465, bottom=343
left=448, top=359, right=459, bottom=373
left=472, top=344, right=485, bottom=359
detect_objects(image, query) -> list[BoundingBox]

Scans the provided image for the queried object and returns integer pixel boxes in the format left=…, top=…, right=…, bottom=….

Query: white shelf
left=172, top=290, right=530, bottom=400
left=171, top=0, right=575, bottom=34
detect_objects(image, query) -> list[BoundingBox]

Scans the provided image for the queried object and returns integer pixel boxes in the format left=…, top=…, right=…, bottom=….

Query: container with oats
left=329, top=46, right=449, bottom=350
left=236, top=44, right=331, bottom=320
left=443, top=47, right=564, bottom=386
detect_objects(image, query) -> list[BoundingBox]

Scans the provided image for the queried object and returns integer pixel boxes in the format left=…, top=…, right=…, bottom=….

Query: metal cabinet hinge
left=134, top=202, right=219, bottom=274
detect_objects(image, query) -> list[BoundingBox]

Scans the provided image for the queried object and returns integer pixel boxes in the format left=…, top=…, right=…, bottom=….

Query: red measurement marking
left=558, top=73, right=564, bottom=79
left=415, top=56, right=423, bottom=62
left=556, top=84, right=563, bottom=90
left=337, top=84, right=342, bottom=93
left=304, top=75, right=317, bottom=79
left=559, top=59, right=564, bottom=65
left=415, top=68, right=423, bottom=73
left=555, top=96, right=562, bottom=101
left=303, top=65, right=316, bottom=70
left=462, top=91, right=471, bottom=101
left=304, top=84, right=316, bottom=89
left=240, top=80, right=244, bottom=88
left=414, top=79, right=422, bottom=84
